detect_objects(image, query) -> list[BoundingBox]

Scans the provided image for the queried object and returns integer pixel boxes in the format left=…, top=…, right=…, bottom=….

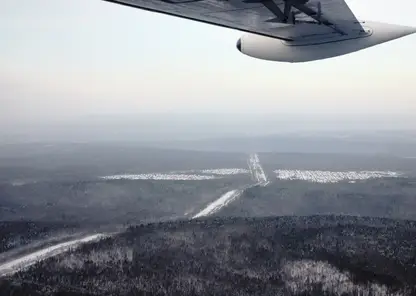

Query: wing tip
left=369, top=21, right=416, bottom=37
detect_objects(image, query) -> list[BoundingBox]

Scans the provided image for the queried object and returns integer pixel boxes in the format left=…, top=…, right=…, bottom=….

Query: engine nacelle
left=236, top=21, right=416, bottom=63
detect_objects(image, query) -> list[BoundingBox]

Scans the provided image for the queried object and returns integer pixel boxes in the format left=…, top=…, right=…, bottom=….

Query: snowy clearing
left=101, top=174, right=219, bottom=181
left=101, top=168, right=251, bottom=181
left=198, top=168, right=249, bottom=175
left=275, top=170, right=402, bottom=183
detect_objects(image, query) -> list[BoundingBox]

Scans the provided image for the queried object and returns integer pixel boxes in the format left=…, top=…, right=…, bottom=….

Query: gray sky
left=1, top=0, right=416, bottom=129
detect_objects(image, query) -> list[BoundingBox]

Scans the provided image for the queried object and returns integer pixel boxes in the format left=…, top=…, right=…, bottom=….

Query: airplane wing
left=103, top=0, right=416, bottom=62
left=102, top=0, right=364, bottom=41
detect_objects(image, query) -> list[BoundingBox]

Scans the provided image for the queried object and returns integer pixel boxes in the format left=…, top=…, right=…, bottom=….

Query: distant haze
left=1, top=0, right=415, bottom=143
left=2, top=113, right=416, bottom=145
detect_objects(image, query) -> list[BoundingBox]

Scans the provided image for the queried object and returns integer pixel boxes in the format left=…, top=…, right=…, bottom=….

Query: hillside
left=2, top=216, right=416, bottom=295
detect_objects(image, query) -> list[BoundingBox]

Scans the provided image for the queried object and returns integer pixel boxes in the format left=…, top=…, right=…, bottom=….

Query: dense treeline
left=0, top=221, right=79, bottom=254
left=0, top=144, right=248, bottom=182
left=2, top=216, right=416, bottom=295
left=0, top=144, right=250, bottom=224
left=218, top=177, right=416, bottom=220
left=0, top=176, right=249, bottom=224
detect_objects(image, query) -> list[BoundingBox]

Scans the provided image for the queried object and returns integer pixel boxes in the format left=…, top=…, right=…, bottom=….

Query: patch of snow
left=170, top=168, right=249, bottom=175
left=275, top=170, right=402, bottom=183
left=199, top=168, right=249, bottom=175
left=9, top=180, right=37, bottom=186
left=283, top=259, right=404, bottom=296
left=57, top=246, right=133, bottom=270
left=101, top=174, right=219, bottom=181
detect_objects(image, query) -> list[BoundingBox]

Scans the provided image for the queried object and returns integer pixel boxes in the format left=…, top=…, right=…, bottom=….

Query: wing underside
left=103, top=0, right=364, bottom=41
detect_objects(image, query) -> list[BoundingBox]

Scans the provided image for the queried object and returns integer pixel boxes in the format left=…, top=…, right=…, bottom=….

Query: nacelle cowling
left=236, top=21, right=416, bottom=63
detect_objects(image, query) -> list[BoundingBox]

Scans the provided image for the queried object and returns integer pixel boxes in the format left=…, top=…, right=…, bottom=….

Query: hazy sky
left=1, top=0, right=416, bottom=127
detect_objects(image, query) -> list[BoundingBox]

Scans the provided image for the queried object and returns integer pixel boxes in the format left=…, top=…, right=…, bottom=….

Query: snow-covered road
left=248, top=153, right=269, bottom=186
left=0, top=233, right=108, bottom=277
left=192, top=153, right=269, bottom=218
left=191, top=189, right=243, bottom=218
